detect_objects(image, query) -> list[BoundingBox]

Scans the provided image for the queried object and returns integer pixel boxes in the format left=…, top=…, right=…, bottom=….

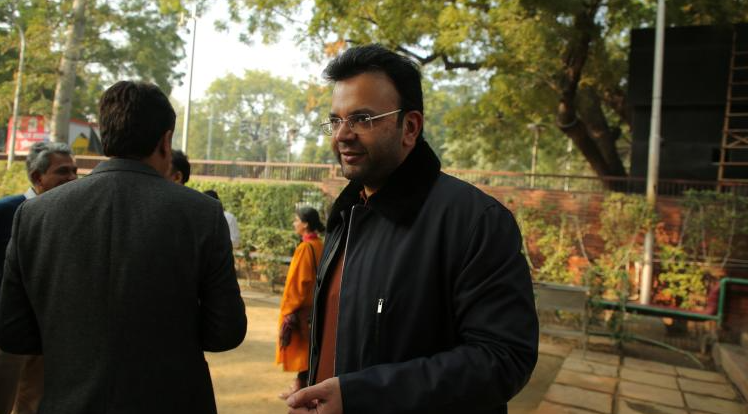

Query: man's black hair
left=323, top=44, right=424, bottom=141
left=171, top=149, right=191, bottom=184
left=98, top=81, right=176, bottom=158
left=203, top=189, right=219, bottom=201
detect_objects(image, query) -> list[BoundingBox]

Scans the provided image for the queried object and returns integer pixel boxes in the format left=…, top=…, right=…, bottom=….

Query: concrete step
left=713, top=342, right=748, bottom=402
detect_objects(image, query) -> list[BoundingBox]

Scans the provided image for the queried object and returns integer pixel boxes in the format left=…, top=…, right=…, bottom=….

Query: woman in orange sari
left=276, top=206, right=324, bottom=386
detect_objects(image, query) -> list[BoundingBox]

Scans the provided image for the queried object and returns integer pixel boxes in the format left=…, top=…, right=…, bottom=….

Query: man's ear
left=171, top=170, right=183, bottom=184
left=159, top=130, right=173, bottom=156
left=30, top=171, right=41, bottom=186
left=402, top=111, right=423, bottom=148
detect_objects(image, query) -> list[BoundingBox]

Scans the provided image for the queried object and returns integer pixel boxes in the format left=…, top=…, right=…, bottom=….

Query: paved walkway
left=241, top=288, right=281, bottom=306
left=533, top=347, right=748, bottom=414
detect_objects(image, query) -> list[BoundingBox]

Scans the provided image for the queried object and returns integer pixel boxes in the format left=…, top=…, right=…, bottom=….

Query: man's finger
left=279, top=381, right=300, bottom=400
left=288, top=407, right=315, bottom=414
left=287, top=383, right=326, bottom=408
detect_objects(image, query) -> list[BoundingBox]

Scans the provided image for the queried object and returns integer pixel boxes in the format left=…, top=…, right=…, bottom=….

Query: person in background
left=0, top=142, right=77, bottom=414
left=276, top=206, right=324, bottom=388
left=203, top=190, right=241, bottom=249
left=169, top=149, right=190, bottom=185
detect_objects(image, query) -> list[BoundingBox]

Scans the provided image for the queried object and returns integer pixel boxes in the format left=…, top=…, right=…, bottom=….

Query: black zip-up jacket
left=309, top=141, right=538, bottom=414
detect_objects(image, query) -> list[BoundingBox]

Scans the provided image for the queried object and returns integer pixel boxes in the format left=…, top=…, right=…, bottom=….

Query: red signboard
left=6, top=116, right=47, bottom=153
left=5, top=116, right=102, bottom=155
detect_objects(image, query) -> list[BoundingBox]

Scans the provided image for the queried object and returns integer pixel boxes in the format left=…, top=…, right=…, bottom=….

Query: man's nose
left=334, top=122, right=355, bottom=141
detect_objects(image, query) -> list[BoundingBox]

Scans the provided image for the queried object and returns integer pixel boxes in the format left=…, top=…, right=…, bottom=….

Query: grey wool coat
left=0, top=158, right=247, bottom=414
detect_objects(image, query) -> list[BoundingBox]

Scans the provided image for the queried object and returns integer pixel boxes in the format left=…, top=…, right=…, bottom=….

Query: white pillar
left=641, top=0, right=666, bottom=305
left=181, top=4, right=197, bottom=153
left=8, top=24, right=25, bottom=169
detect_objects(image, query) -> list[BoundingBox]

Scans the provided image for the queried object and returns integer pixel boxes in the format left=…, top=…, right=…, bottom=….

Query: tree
left=226, top=0, right=748, bottom=177
left=51, top=0, right=87, bottom=143
left=0, top=0, right=196, bottom=137
left=173, top=70, right=331, bottom=162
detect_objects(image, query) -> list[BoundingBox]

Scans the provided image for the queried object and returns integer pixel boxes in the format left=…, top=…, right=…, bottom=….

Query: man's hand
left=286, top=377, right=342, bottom=414
left=278, top=378, right=302, bottom=401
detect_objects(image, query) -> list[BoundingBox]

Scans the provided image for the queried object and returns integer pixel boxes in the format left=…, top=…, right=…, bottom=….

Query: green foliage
left=224, top=0, right=748, bottom=175
left=650, top=190, right=748, bottom=309
left=187, top=180, right=326, bottom=256
left=592, top=193, right=654, bottom=299
left=0, top=162, right=29, bottom=197
left=0, top=0, right=193, bottom=128
left=657, top=244, right=705, bottom=309
left=679, top=190, right=748, bottom=268
left=174, top=70, right=332, bottom=162
left=515, top=205, right=576, bottom=284
left=187, top=179, right=329, bottom=286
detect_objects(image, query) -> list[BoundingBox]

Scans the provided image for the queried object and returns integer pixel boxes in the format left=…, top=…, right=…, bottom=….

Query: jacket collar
left=327, top=140, right=441, bottom=229
left=90, top=157, right=164, bottom=178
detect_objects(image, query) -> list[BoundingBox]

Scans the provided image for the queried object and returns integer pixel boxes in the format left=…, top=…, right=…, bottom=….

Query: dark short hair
left=203, top=189, right=219, bottom=201
left=171, top=149, right=191, bottom=184
left=98, top=81, right=176, bottom=158
left=297, top=206, right=325, bottom=233
left=323, top=44, right=424, bottom=141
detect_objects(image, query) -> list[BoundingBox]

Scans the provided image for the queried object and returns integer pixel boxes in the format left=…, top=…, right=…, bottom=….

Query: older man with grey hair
left=0, top=141, right=77, bottom=414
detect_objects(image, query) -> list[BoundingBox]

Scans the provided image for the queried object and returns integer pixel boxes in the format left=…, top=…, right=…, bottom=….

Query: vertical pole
left=181, top=4, right=197, bottom=152
left=564, top=138, right=572, bottom=191
left=8, top=24, right=25, bottom=169
left=641, top=0, right=666, bottom=305
left=529, top=124, right=540, bottom=188
left=207, top=106, right=213, bottom=159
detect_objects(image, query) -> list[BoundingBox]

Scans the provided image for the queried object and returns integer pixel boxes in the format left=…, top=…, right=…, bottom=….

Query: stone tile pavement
left=533, top=348, right=748, bottom=414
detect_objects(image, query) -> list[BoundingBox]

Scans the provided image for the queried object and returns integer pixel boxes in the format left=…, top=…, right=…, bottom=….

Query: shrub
left=0, top=162, right=29, bottom=197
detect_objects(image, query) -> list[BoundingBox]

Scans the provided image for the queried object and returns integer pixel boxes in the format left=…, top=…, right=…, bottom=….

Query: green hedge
left=0, top=162, right=30, bottom=197
left=188, top=180, right=329, bottom=257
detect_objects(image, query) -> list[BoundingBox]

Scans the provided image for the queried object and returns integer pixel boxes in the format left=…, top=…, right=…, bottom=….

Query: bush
left=187, top=180, right=331, bottom=280
left=515, top=204, right=576, bottom=285
left=0, top=162, right=29, bottom=197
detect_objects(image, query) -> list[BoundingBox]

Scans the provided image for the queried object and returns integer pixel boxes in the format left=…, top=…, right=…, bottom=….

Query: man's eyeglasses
left=320, top=109, right=402, bottom=136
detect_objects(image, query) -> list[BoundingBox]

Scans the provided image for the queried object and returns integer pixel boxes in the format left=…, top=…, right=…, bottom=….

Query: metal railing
left=6, top=154, right=747, bottom=195
left=443, top=169, right=748, bottom=196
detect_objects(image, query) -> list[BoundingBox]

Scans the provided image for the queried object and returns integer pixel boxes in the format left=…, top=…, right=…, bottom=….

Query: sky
left=170, top=2, right=324, bottom=105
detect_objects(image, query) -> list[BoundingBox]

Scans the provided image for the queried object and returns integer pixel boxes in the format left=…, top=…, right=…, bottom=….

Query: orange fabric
left=275, top=237, right=323, bottom=372
left=315, top=253, right=344, bottom=383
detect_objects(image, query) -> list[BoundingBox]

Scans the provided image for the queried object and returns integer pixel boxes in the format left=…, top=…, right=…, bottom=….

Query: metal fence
left=15, top=155, right=748, bottom=195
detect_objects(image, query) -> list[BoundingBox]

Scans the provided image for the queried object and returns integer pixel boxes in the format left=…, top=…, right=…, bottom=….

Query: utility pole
left=564, top=138, right=573, bottom=191
left=641, top=0, right=666, bottom=305
left=181, top=4, right=197, bottom=153
left=527, top=123, right=543, bottom=188
left=8, top=23, right=25, bottom=170
left=286, top=127, right=298, bottom=163
left=206, top=106, right=213, bottom=159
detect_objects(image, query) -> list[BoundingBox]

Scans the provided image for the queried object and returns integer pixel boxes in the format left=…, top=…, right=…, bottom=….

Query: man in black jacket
left=285, top=45, right=538, bottom=414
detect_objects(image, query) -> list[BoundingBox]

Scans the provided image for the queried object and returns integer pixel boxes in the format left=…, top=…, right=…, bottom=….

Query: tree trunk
left=51, top=0, right=87, bottom=144
left=555, top=1, right=628, bottom=181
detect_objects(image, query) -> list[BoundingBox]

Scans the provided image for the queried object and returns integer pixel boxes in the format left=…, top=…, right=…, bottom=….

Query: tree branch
left=602, top=87, right=631, bottom=127
left=394, top=45, right=484, bottom=70
left=442, top=55, right=484, bottom=70
left=554, top=0, right=626, bottom=180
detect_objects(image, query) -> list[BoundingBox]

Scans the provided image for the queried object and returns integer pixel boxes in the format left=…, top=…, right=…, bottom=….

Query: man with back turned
left=0, top=81, right=247, bottom=414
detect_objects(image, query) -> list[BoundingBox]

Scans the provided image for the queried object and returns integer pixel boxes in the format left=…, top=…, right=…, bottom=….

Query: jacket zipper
left=332, top=205, right=357, bottom=376
left=375, top=298, right=384, bottom=361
